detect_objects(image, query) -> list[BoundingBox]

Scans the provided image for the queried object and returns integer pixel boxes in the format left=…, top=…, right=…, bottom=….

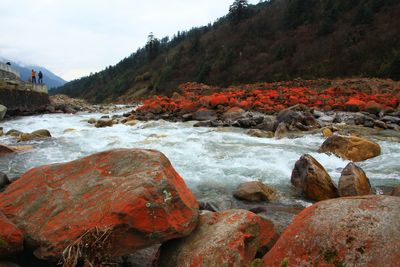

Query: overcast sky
left=0, top=0, right=259, bottom=81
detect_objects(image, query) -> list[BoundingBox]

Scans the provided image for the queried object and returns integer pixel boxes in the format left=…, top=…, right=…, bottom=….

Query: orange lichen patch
left=0, top=149, right=199, bottom=260
left=156, top=209, right=277, bottom=267
left=133, top=81, right=400, bottom=118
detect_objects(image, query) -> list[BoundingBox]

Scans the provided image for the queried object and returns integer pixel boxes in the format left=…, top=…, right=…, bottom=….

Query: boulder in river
left=5, top=130, right=22, bottom=138
left=247, top=129, right=274, bottom=138
left=339, top=163, right=372, bottom=197
left=0, top=212, right=23, bottom=259
left=0, top=145, right=16, bottom=157
left=95, top=118, right=114, bottom=128
left=319, top=135, right=381, bottom=162
left=0, top=105, right=6, bottom=121
left=233, top=181, right=277, bottom=202
left=263, top=195, right=400, bottom=267
left=19, top=129, right=52, bottom=141
left=274, top=122, right=289, bottom=139
left=291, top=154, right=339, bottom=201
left=156, top=210, right=278, bottom=267
left=0, top=149, right=199, bottom=262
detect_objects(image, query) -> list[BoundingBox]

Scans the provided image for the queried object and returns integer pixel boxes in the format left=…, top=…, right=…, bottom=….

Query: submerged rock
left=263, top=195, right=400, bottom=267
left=0, top=149, right=199, bottom=261
left=233, top=181, right=277, bottom=202
left=0, top=212, right=23, bottom=259
left=291, top=154, right=339, bottom=201
left=339, top=163, right=372, bottom=197
left=156, top=210, right=277, bottom=267
left=319, top=135, right=381, bottom=162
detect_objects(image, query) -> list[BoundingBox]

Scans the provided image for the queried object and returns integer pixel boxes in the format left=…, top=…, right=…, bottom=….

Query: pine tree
left=229, top=0, right=249, bottom=23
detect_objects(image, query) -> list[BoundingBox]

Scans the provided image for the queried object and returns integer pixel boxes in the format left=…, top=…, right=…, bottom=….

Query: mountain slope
left=53, top=0, right=400, bottom=103
left=0, top=58, right=67, bottom=89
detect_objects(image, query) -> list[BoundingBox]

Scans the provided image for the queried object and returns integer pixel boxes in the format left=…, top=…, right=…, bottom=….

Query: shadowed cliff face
left=0, top=88, right=49, bottom=115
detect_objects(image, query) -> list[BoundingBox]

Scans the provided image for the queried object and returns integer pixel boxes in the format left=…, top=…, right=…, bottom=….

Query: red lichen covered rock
left=0, top=212, right=23, bottom=258
left=262, top=195, right=400, bottom=267
left=0, top=149, right=199, bottom=260
left=291, top=154, right=339, bottom=201
left=157, top=210, right=278, bottom=267
left=319, top=135, right=381, bottom=162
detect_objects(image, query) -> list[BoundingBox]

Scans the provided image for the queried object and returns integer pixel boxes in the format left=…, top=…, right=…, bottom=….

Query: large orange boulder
left=319, top=135, right=381, bottom=162
left=262, top=195, right=400, bottom=267
left=339, top=163, right=372, bottom=197
left=0, top=149, right=199, bottom=261
left=291, top=154, right=339, bottom=201
left=0, top=212, right=23, bottom=258
left=156, top=210, right=278, bottom=267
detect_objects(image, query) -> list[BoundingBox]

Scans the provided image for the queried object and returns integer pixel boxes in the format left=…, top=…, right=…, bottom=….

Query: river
left=1, top=111, right=399, bottom=207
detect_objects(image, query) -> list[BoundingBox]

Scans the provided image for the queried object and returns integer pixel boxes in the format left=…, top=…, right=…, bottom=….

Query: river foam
left=1, top=112, right=399, bottom=203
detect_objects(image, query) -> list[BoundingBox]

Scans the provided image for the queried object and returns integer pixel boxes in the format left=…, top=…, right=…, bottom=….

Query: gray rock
left=381, top=115, right=400, bottom=125
left=0, top=105, right=7, bottom=120
left=192, top=109, right=217, bottom=121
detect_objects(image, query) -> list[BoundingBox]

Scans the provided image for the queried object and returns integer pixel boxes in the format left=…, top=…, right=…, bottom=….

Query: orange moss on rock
left=0, top=149, right=199, bottom=260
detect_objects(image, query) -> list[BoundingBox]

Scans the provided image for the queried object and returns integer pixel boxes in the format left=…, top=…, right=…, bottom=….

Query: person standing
left=31, top=69, right=36, bottom=84
left=38, top=71, right=43, bottom=84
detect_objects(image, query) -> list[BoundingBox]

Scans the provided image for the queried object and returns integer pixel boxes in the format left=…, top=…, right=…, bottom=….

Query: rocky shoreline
left=0, top=80, right=400, bottom=266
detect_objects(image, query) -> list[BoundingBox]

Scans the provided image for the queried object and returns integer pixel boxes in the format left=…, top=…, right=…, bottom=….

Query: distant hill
left=0, top=57, right=67, bottom=89
left=53, top=0, right=400, bottom=103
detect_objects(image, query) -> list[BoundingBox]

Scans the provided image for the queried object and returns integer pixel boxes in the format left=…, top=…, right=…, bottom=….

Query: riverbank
left=0, top=78, right=399, bottom=266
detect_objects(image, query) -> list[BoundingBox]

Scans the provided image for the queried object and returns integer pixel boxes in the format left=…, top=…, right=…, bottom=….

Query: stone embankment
left=0, top=65, right=49, bottom=117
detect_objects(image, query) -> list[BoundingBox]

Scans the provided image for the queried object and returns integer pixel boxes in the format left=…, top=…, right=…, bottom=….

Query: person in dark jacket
left=38, top=71, right=43, bottom=84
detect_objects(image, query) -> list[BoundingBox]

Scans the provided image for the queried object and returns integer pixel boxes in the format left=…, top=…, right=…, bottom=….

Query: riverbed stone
left=291, top=154, right=339, bottom=201
left=0, top=105, right=6, bottom=120
left=95, top=118, right=113, bottom=128
left=0, top=149, right=199, bottom=261
left=221, top=107, right=246, bottom=122
left=274, top=122, right=288, bottom=139
left=247, top=129, right=274, bottom=138
left=0, top=145, right=16, bottom=157
left=5, top=130, right=22, bottom=138
left=156, top=210, right=277, bottom=267
left=321, top=127, right=333, bottom=138
left=262, top=195, right=400, bottom=267
left=0, top=212, right=23, bottom=259
left=339, top=163, right=372, bottom=197
left=319, top=135, right=381, bottom=162
left=233, top=181, right=277, bottom=202
left=192, top=108, right=217, bottom=121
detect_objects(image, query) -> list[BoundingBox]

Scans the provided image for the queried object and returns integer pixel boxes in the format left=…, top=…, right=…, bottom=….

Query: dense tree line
left=53, top=0, right=400, bottom=103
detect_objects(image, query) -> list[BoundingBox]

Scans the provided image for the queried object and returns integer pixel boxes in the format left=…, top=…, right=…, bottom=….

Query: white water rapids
left=1, top=111, right=399, bottom=205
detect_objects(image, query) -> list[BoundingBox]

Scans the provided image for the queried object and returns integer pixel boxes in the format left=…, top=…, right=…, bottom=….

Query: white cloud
left=0, top=0, right=259, bottom=81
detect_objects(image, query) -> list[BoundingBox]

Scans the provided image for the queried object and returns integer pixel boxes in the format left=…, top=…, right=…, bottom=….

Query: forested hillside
left=53, top=0, right=400, bottom=103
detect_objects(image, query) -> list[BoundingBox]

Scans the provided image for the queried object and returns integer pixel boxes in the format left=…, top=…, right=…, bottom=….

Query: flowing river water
left=1, top=110, right=400, bottom=208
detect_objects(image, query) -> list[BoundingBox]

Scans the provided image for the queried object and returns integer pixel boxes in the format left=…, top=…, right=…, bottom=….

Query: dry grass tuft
left=60, top=227, right=116, bottom=267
